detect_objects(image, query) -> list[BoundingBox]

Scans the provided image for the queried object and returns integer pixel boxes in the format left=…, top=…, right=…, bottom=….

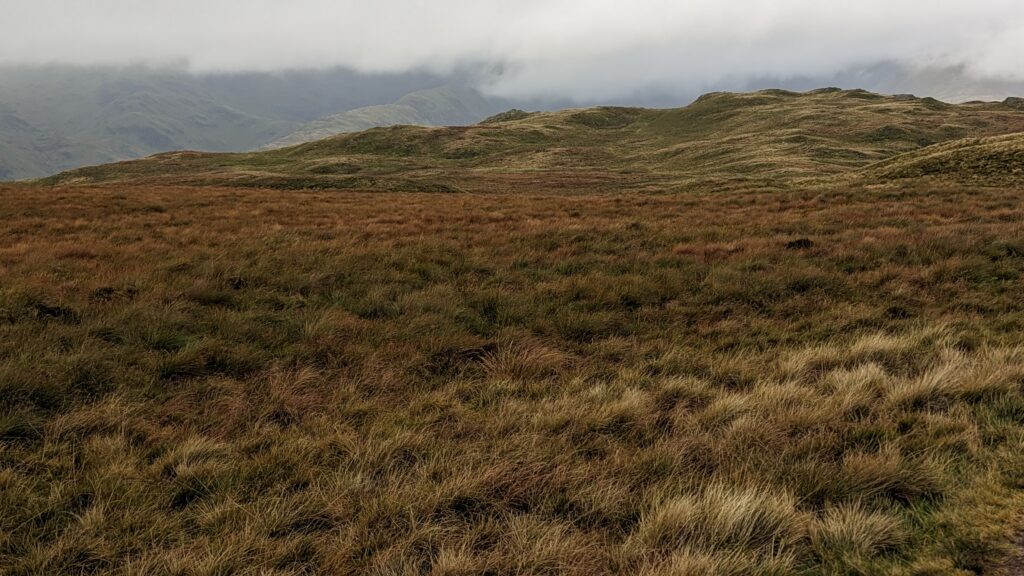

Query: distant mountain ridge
left=0, top=65, right=461, bottom=179
left=262, top=86, right=512, bottom=149
left=4, top=61, right=1024, bottom=181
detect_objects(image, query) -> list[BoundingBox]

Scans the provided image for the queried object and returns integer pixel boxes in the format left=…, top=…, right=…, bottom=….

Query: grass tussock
left=809, top=502, right=906, bottom=565
left=628, top=484, right=804, bottom=557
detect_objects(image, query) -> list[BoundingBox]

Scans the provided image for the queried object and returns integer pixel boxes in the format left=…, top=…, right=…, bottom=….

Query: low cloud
left=4, top=0, right=1023, bottom=100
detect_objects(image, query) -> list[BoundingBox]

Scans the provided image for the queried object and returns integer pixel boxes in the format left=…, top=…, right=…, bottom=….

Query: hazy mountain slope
left=0, top=102, right=118, bottom=180
left=80, top=89, right=291, bottom=153
left=42, top=89, right=1024, bottom=192
left=0, top=105, right=54, bottom=180
left=263, top=86, right=510, bottom=149
left=0, top=66, right=458, bottom=179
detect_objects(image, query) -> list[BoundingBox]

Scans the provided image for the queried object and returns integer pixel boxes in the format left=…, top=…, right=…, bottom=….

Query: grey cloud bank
left=2, top=0, right=1023, bottom=100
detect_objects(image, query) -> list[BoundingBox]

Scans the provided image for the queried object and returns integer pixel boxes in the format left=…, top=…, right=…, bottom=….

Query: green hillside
left=865, top=132, right=1024, bottom=185
left=42, top=89, right=1024, bottom=192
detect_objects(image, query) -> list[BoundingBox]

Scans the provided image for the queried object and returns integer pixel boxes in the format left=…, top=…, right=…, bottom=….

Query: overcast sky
left=3, top=1, right=1023, bottom=100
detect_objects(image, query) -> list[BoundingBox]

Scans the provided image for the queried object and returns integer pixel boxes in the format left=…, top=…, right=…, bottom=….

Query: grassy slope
left=40, top=89, right=1024, bottom=191
left=867, top=132, right=1024, bottom=185
left=5, top=89, right=1024, bottom=574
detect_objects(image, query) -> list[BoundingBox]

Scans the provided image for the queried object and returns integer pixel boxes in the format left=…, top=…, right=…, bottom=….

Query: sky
left=3, top=0, right=1024, bottom=100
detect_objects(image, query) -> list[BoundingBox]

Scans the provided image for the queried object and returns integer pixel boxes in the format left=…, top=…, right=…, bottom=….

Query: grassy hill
left=6, top=88, right=1024, bottom=575
left=865, top=132, right=1024, bottom=185
left=42, top=89, right=1024, bottom=192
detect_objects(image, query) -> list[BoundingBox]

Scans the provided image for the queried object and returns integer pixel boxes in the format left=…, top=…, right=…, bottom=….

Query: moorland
left=3, top=89, right=1024, bottom=575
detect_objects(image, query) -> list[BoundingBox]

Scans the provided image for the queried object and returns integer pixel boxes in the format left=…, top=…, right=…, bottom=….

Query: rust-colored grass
left=2, top=181, right=1024, bottom=574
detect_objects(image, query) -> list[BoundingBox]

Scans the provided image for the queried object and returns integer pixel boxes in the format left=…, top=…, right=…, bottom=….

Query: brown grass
left=1, top=181, right=1024, bottom=574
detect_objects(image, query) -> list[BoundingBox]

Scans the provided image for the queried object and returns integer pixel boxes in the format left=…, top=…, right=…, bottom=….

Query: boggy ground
left=2, top=181, right=1024, bottom=575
